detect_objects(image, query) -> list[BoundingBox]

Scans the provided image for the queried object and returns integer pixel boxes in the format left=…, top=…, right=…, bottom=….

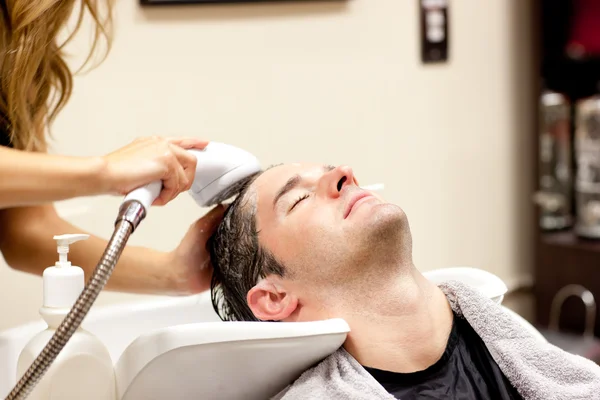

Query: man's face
left=248, top=163, right=408, bottom=304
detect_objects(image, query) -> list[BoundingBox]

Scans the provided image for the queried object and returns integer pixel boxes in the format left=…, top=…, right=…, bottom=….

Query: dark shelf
left=542, top=230, right=600, bottom=253
left=532, top=0, right=600, bottom=344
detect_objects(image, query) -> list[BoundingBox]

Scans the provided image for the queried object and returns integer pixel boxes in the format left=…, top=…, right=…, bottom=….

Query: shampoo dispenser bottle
left=16, top=234, right=116, bottom=400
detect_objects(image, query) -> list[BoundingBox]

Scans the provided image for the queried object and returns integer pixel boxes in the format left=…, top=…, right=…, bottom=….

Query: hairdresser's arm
left=0, top=147, right=108, bottom=208
left=0, top=135, right=206, bottom=209
left=0, top=204, right=222, bottom=295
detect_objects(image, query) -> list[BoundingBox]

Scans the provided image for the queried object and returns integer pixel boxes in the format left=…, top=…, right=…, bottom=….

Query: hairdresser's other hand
left=101, top=136, right=208, bottom=206
left=167, top=204, right=226, bottom=294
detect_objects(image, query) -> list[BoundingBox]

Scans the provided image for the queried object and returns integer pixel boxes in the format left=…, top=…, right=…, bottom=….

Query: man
left=208, top=163, right=600, bottom=399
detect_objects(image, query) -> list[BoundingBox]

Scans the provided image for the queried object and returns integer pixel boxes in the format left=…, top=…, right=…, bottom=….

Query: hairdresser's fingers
left=168, top=143, right=198, bottom=190
left=169, top=204, right=226, bottom=294
left=166, top=137, right=209, bottom=150
left=152, top=150, right=182, bottom=206
left=186, top=206, right=225, bottom=251
left=153, top=143, right=198, bottom=205
left=198, top=204, right=226, bottom=235
left=154, top=163, right=187, bottom=206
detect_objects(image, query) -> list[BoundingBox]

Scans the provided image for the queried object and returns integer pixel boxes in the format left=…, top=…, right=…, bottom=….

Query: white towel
left=274, top=280, right=600, bottom=400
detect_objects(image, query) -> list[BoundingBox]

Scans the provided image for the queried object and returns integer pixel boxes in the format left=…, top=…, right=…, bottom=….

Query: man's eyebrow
left=272, top=165, right=336, bottom=209
left=273, top=174, right=301, bottom=209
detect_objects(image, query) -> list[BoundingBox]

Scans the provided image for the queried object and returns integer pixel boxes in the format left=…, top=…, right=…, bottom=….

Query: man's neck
left=335, top=266, right=454, bottom=373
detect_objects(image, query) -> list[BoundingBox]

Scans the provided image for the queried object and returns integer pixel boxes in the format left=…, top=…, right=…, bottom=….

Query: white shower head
left=122, top=142, right=261, bottom=211
left=187, top=142, right=262, bottom=207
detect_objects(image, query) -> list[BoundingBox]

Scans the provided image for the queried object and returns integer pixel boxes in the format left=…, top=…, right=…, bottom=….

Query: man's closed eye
left=289, top=194, right=310, bottom=212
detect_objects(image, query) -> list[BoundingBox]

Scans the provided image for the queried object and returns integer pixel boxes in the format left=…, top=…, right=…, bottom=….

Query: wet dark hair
left=208, top=170, right=287, bottom=321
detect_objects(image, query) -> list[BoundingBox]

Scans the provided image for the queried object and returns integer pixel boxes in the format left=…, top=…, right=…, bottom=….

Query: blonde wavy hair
left=0, top=0, right=114, bottom=151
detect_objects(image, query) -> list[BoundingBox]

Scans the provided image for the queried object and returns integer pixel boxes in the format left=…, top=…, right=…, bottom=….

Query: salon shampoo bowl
left=114, top=318, right=349, bottom=400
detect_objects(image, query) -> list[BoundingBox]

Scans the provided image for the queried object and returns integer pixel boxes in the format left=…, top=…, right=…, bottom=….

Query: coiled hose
left=5, top=200, right=147, bottom=400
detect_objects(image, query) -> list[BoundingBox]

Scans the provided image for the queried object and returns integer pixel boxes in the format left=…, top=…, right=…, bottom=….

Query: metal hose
left=6, top=200, right=147, bottom=400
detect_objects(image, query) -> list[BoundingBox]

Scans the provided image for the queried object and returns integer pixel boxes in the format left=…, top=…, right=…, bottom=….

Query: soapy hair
left=0, top=0, right=114, bottom=151
left=208, top=170, right=287, bottom=322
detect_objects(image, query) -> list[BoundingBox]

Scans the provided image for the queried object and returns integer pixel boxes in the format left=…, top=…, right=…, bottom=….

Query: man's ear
left=247, top=277, right=298, bottom=321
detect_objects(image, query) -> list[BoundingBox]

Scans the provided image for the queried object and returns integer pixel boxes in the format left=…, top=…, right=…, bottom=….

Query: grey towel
left=274, top=280, right=600, bottom=400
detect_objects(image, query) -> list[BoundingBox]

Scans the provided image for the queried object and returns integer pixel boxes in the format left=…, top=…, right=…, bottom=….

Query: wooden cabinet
left=532, top=0, right=600, bottom=336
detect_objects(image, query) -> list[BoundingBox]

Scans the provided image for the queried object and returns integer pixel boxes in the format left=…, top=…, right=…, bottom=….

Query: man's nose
left=319, top=165, right=355, bottom=198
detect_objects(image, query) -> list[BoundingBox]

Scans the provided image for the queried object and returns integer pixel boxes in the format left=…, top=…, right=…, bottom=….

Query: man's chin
left=355, top=203, right=409, bottom=246
left=368, top=203, right=406, bottom=224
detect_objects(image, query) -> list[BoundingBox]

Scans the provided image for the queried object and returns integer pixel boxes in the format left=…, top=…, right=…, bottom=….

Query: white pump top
left=43, top=234, right=89, bottom=309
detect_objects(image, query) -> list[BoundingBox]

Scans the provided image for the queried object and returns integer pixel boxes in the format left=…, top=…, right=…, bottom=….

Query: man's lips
left=344, top=192, right=373, bottom=219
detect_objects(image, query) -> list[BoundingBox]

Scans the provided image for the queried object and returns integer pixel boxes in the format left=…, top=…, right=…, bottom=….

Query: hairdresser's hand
left=167, top=204, right=226, bottom=294
left=101, top=136, right=208, bottom=206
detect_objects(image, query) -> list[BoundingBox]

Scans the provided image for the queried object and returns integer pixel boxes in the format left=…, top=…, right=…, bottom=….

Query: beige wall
left=0, top=0, right=534, bottom=330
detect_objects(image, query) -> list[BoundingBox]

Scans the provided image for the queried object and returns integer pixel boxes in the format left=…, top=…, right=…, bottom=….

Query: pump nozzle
left=44, top=234, right=89, bottom=309
left=53, top=234, right=90, bottom=267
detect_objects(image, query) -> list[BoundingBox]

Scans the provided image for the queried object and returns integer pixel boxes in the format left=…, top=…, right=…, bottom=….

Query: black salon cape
left=364, top=313, right=524, bottom=400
